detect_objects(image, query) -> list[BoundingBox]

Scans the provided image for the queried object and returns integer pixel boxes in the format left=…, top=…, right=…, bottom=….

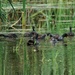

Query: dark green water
left=0, top=37, right=75, bottom=75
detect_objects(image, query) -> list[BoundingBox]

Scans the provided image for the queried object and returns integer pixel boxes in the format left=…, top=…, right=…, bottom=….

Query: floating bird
left=27, top=33, right=39, bottom=46
left=47, top=33, right=59, bottom=46
left=62, top=27, right=74, bottom=38
left=0, top=33, right=17, bottom=42
left=0, top=33, right=17, bottom=39
left=24, top=26, right=38, bottom=38
left=26, top=26, right=39, bottom=47
left=27, top=39, right=34, bottom=46
left=62, top=33, right=68, bottom=38
left=62, top=26, right=74, bottom=46
left=67, top=26, right=74, bottom=37
left=47, top=33, right=64, bottom=46
left=27, top=38, right=39, bottom=52
left=37, top=34, right=47, bottom=41
left=4, top=33, right=17, bottom=38
left=0, top=34, right=6, bottom=37
left=50, top=37, right=58, bottom=46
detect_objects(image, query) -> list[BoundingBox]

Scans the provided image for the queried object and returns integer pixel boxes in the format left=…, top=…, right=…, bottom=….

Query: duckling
left=46, top=33, right=51, bottom=36
left=33, top=34, right=39, bottom=45
left=0, top=33, right=17, bottom=38
left=27, top=39, right=34, bottom=46
left=56, top=35, right=63, bottom=41
left=27, top=33, right=39, bottom=46
left=0, top=33, right=17, bottom=42
left=46, top=33, right=58, bottom=46
left=27, top=33, right=39, bottom=52
left=62, top=27, right=74, bottom=47
left=30, top=26, right=39, bottom=39
left=50, top=37, right=58, bottom=46
left=27, top=39, right=39, bottom=52
left=0, top=34, right=6, bottom=37
left=47, top=33, right=64, bottom=46
left=62, top=33, right=68, bottom=38
left=0, top=34, right=6, bottom=41
left=4, top=33, right=17, bottom=38
left=37, top=34, right=47, bottom=41
left=62, top=27, right=74, bottom=38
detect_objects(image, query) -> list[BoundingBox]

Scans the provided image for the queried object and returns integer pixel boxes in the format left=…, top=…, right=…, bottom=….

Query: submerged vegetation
left=0, top=26, right=75, bottom=75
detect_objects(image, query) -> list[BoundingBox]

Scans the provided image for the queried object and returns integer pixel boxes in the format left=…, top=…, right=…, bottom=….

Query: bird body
left=27, top=39, right=34, bottom=46
left=0, top=33, right=17, bottom=38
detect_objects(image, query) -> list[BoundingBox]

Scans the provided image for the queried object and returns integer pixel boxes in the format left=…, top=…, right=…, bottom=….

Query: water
left=0, top=36, right=75, bottom=75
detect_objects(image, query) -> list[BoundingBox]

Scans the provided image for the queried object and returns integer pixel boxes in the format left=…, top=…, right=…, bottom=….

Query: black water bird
left=0, top=33, right=17, bottom=42
left=24, top=26, right=38, bottom=38
left=47, top=33, right=51, bottom=36
left=47, top=33, right=64, bottom=46
left=47, top=33, right=58, bottom=46
left=62, top=33, right=68, bottom=38
left=67, top=26, right=74, bottom=37
left=62, top=27, right=74, bottom=38
left=30, top=26, right=39, bottom=39
left=37, top=34, right=47, bottom=41
left=47, top=33, right=62, bottom=41
left=27, top=39, right=39, bottom=52
left=0, top=34, right=6, bottom=37
left=47, top=33, right=53, bottom=37
left=61, top=27, right=74, bottom=47
left=27, top=39, right=34, bottom=46
left=53, top=34, right=67, bottom=46
left=0, top=33, right=17, bottom=38
left=50, top=37, right=58, bottom=46
left=27, top=33, right=39, bottom=46
left=5, top=33, right=17, bottom=38
left=26, top=26, right=39, bottom=46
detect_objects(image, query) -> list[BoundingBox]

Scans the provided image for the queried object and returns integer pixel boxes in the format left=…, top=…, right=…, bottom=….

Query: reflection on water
left=6, top=41, right=20, bottom=75
left=0, top=37, right=42, bottom=75
left=27, top=46, right=42, bottom=75
left=0, top=37, right=75, bottom=75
